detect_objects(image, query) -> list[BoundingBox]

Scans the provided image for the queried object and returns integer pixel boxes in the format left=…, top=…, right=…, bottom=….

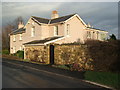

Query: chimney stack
left=18, top=21, right=24, bottom=29
left=51, top=10, right=59, bottom=19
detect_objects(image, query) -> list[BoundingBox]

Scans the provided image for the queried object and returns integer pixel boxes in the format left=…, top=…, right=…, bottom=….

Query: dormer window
left=13, top=35, right=16, bottom=41
left=31, top=27, right=35, bottom=37
left=54, top=26, right=58, bottom=36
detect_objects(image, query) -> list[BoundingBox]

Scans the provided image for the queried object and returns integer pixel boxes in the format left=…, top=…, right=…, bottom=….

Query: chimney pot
left=51, top=10, right=59, bottom=19
left=18, top=21, right=24, bottom=29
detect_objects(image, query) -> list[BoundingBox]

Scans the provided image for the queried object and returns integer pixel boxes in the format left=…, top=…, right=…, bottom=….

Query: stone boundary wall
left=24, top=45, right=50, bottom=64
left=54, top=44, right=93, bottom=70
left=24, top=44, right=93, bottom=70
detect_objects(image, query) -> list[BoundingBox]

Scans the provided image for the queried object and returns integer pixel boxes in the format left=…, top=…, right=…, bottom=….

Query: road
left=2, top=58, right=110, bottom=89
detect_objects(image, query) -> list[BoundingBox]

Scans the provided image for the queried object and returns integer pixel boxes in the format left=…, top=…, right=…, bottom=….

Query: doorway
left=50, top=45, right=54, bottom=64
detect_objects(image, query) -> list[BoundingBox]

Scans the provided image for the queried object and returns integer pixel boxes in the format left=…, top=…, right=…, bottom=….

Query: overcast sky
left=2, top=2, right=118, bottom=38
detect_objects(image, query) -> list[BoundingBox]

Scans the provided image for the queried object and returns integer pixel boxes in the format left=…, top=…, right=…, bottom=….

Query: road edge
left=2, top=58, right=115, bottom=89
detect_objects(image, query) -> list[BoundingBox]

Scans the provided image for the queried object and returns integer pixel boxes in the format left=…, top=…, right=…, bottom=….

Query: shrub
left=14, top=50, right=24, bottom=59
left=2, top=49, right=9, bottom=55
left=85, top=40, right=120, bottom=72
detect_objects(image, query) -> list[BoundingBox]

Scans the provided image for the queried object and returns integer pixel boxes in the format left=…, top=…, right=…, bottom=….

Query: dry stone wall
left=54, top=45, right=93, bottom=70
left=24, top=44, right=93, bottom=70
left=24, top=45, right=50, bottom=64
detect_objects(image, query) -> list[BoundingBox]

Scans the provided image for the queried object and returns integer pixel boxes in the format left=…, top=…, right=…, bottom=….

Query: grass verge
left=84, top=71, right=120, bottom=89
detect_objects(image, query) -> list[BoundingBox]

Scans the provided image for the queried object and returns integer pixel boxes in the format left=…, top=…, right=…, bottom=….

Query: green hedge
left=2, top=49, right=9, bottom=55
left=85, top=40, right=120, bottom=72
left=14, top=50, right=24, bottom=59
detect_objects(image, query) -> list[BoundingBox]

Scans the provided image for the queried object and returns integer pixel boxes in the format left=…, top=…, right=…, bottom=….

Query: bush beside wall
left=13, top=50, right=24, bottom=59
left=85, top=40, right=120, bottom=72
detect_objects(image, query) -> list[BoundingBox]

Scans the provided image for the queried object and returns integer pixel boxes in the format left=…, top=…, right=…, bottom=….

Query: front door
left=50, top=45, right=54, bottom=64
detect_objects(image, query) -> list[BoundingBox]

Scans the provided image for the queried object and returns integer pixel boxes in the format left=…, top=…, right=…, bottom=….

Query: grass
left=84, top=71, right=120, bottom=89
left=52, top=65, right=70, bottom=70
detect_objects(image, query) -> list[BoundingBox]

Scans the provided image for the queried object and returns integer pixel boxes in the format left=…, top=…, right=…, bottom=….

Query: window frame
left=54, top=26, right=58, bottom=36
left=31, top=27, right=35, bottom=37
left=19, top=34, right=22, bottom=41
left=20, top=46, right=22, bottom=50
left=87, top=31, right=91, bottom=38
left=66, top=24, right=70, bottom=36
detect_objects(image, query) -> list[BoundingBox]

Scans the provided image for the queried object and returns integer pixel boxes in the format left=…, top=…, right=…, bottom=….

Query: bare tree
left=2, top=16, right=24, bottom=50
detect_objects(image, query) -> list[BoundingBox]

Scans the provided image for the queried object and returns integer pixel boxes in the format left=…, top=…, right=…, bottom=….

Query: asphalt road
left=2, top=58, right=110, bottom=89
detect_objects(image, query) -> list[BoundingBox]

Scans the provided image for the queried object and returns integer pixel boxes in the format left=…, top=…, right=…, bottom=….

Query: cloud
left=2, top=0, right=120, bottom=2
left=2, top=2, right=118, bottom=38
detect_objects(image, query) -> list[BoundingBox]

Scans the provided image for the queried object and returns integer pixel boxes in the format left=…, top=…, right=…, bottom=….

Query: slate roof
left=50, top=14, right=75, bottom=24
left=24, top=36, right=63, bottom=45
left=10, top=27, right=26, bottom=35
left=32, top=16, right=49, bottom=24
left=32, top=14, right=76, bottom=24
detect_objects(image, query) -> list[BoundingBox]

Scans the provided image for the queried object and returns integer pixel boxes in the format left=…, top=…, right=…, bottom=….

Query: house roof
left=10, top=27, right=26, bottom=35
left=32, top=16, right=49, bottom=24
left=32, top=14, right=76, bottom=24
left=50, top=14, right=75, bottom=24
left=23, top=36, right=63, bottom=45
left=86, top=27, right=107, bottom=32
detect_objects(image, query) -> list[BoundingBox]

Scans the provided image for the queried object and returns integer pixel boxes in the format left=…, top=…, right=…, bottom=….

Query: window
left=31, top=27, right=35, bottom=37
left=54, top=26, right=58, bottom=36
left=66, top=24, right=70, bottom=35
left=19, top=34, right=22, bottom=40
left=13, top=35, right=16, bottom=41
left=20, top=46, right=22, bottom=50
left=32, top=22, right=35, bottom=25
left=87, top=31, right=91, bottom=38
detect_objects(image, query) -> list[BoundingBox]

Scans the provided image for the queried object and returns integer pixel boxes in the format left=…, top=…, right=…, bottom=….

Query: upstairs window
left=19, top=34, right=22, bottom=40
left=31, top=27, right=35, bottom=37
left=13, top=35, right=16, bottom=41
left=66, top=24, right=70, bottom=35
left=32, top=22, right=35, bottom=26
left=54, top=26, right=58, bottom=36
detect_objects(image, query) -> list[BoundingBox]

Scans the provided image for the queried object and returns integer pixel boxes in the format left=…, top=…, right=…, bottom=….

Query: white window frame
left=31, top=27, right=35, bottom=37
left=19, top=34, right=22, bottom=40
left=20, top=46, right=22, bottom=50
left=66, top=24, right=70, bottom=36
left=87, top=31, right=91, bottom=39
left=54, top=26, right=58, bottom=36
left=13, top=35, right=16, bottom=41
left=32, top=22, right=35, bottom=25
